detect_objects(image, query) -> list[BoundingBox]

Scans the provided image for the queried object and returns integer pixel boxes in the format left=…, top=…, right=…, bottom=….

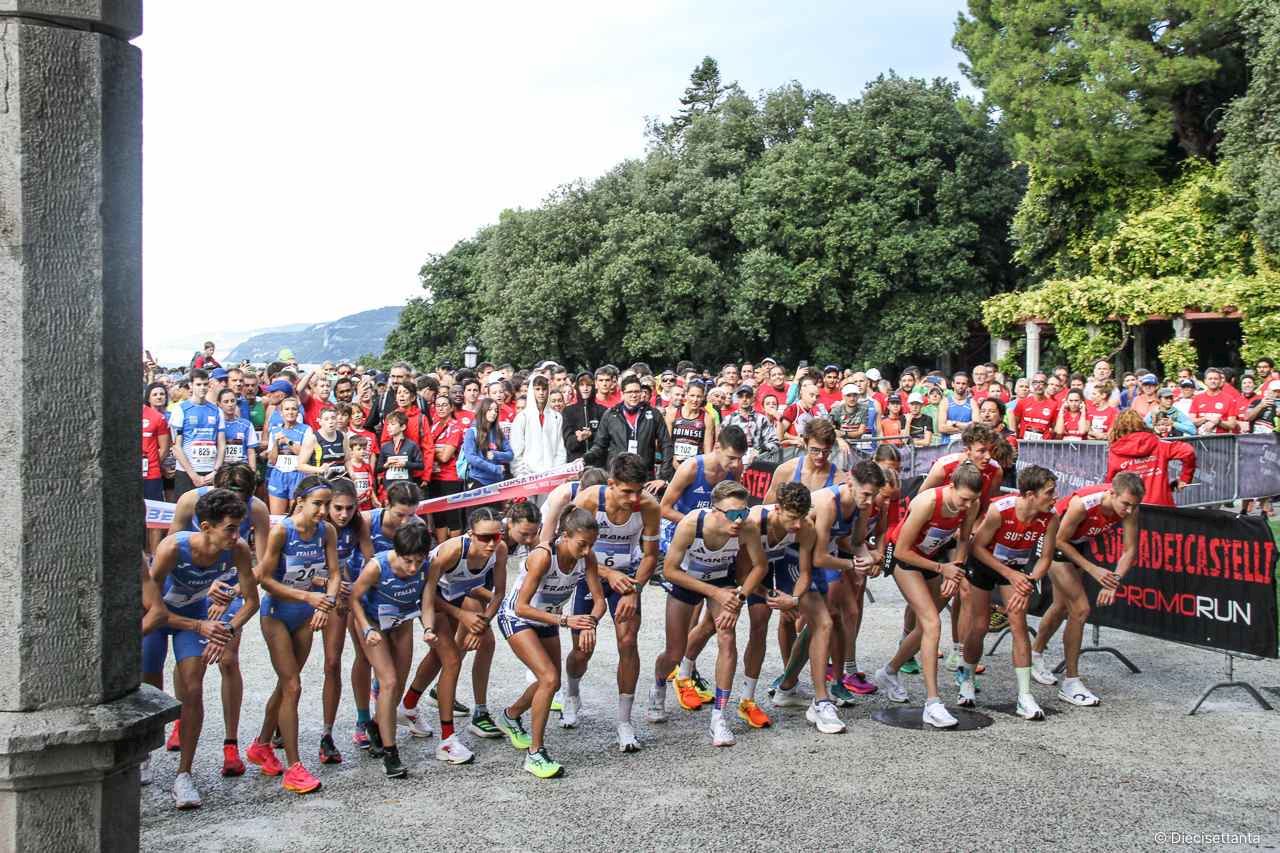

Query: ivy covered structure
left=981, top=161, right=1280, bottom=378
left=962, top=0, right=1280, bottom=379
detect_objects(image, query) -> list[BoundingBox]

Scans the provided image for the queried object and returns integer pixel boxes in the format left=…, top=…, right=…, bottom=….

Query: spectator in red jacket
left=1105, top=411, right=1196, bottom=507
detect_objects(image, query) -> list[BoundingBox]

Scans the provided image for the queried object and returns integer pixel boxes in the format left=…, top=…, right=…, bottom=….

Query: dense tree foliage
left=384, top=60, right=1023, bottom=372
left=955, top=1, right=1249, bottom=278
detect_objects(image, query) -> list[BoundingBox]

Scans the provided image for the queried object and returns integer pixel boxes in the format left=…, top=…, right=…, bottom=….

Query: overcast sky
left=138, top=1, right=970, bottom=349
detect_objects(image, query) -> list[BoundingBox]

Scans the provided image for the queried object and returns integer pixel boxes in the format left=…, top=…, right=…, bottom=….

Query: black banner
left=1077, top=506, right=1278, bottom=658
left=1236, top=432, right=1280, bottom=500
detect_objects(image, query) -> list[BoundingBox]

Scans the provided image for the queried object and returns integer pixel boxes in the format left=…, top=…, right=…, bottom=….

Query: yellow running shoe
left=737, top=699, right=771, bottom=729
left=674, top=678, right=703, bottom=711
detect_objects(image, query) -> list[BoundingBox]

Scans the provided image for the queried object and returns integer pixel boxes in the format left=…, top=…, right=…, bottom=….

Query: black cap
left=736, top=384, right=754, bottom=397
left=822, top=364, right=840, bottom=374
left=1179, top=379, right=1196, bottom=388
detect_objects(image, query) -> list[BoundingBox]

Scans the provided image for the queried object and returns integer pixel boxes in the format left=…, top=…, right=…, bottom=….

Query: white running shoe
left=617, top=722, right=640, bottom=753
left=1016, top=693, right=1046, bottom=720
left=397, top=701, right=418, bottom=724
left=1058, top=677, right=1100, bottom=707
left=172, top=772, right=201, bottom=810
left=956, top=678, right=977, bottom=708
left=408, top=713, right=434, bottom=738
left=560, top=695, right=581, bottom=729
left=922, top=700, right=958, bottom=729
left=805, top=700, right=846, bottom=734
left=645, top=685, right=668, bottom=723
left=710, top=717, right=736, bottom=747
left=140, top=756, right=153, bottom=786
left=1031, top=653, right=1058, bottom=686
left=435, top=734, right=475, bottom=765
left=942, top=647, right=962, bottom=672
left=874, top=666, right=909, bottom=703
left=771, top=687, right=809, bottom=708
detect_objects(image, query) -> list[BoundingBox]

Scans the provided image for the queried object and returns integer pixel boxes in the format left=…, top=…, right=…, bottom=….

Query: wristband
left=559, top=614, right=568, bottom=628
left=226, top=624, right=237, bottom=637
left=363, top=626, right=375, bottom=639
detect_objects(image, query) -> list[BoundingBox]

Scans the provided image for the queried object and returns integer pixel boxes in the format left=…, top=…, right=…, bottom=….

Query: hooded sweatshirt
left=1105, top=431, right=1196, bottom=507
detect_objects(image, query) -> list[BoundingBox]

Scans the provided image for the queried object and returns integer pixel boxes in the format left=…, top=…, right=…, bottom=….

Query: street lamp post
left=463, top=340, right=479, bottom=370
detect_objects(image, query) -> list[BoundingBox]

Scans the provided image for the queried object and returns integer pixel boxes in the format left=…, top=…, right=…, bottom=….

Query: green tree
left=955, top=1, right=1249, bottom=276
left=1221, top=0, right=1280, bottom=258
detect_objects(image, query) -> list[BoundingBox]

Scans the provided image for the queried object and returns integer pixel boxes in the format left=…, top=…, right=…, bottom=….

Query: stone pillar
left=1024, top=321, right=1041, bottom=378
left=991, top=337, right=1011, bottom=364
left=1172, top=315, right=1191, bottom=340
left=0, top=3, right=176, bottom=851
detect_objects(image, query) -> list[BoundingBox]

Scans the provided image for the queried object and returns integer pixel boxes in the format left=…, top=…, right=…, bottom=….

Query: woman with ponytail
left=493, top=506, right=604, bottom=779
left=246, top=475, right=341, bottom=795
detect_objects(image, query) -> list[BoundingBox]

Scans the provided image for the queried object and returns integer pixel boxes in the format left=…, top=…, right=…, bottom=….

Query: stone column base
left=0, top=686, right=178, bottom=853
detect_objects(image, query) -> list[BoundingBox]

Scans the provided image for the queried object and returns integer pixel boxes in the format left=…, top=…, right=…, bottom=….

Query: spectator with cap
left=205, top=367, right=230, bottom=406
left=906, top=391, right=933, bottom=446
left=754, top=360, right=789, bottom=414
left=864, top=367, right=885, bottom=413
left=1145, top=385, right=1196, bottom=436
left=722, top=385, right=777, bottom=462
left=828, top=379, right=877, bottom=453
left=817, top=364, right=844, bottom=410
left=1128, top=373, right=1161, bottom=418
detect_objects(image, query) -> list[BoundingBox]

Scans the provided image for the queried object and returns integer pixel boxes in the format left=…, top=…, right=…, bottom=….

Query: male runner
left=1030, top=473, right=1143, bottom=705
left=648, top=480, right=768, bottom=747
left=562, top=454, right=661, bottom=751
left=958, top=466, right=1060, bottom=719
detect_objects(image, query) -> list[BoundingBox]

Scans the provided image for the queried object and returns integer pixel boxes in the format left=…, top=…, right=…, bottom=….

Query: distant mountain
left=226, top=306, right=403, bottom=364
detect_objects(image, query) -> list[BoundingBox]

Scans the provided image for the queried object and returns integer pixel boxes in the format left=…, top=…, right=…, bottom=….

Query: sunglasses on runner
left=714, top=506, right=750, bottom=523
left=470, top=532, right=501, bottom=543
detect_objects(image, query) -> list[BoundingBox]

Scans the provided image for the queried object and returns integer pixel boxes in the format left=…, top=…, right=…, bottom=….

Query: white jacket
left=510, top=400, right=566, bottom=477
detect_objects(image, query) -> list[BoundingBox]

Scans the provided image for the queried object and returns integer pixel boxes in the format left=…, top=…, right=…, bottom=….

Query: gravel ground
left=141, top=575, right=1280, bottom=852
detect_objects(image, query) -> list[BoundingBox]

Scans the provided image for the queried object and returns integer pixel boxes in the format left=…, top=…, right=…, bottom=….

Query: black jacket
left=584, top=402, right=673, bottom=480
left=562, top=398, right=607, bottom=462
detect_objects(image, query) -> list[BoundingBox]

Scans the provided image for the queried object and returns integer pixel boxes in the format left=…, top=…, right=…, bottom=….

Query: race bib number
left=275, top=453, right=298, bottom=473
left=189, top=441, right=217, bottom=470
left=378, top=603, right=418, bottom=630
left=673, top=442, right=696, bottom=463
left=386, top=458, right=409, bottom=481
left=918, top=527, right=955, bottom=556
left=595, top=543, right=634, bottom=574
left=282, top=561, right=321, bottom=588
left=225, top=443, right=245, bottom=463
left=353, top=471, right=371, bottom=491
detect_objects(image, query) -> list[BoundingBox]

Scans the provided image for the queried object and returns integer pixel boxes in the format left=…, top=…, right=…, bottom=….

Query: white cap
left=841, top=383, right=859, bottom=396
left=865, top=368, right=882, bottom=382
left=1269, top=380, right=1280, bottom=393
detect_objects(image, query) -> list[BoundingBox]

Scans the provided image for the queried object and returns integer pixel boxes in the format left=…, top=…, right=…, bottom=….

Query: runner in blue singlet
left=349, top=521, right=434, bottom=779
left=145, top=489, right=257, bottom=810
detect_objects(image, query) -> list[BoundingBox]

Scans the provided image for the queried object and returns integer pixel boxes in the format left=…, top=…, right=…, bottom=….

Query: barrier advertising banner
left=1078, top=506, right=1278, bottom=658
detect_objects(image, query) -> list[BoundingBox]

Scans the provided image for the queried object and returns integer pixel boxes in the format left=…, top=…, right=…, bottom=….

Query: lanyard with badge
left=624, top=410, right=640, bottom=455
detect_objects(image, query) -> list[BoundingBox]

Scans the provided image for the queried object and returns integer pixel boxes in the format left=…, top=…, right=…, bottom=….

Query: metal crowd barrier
left=1014, top=434, right=1280, bottom=507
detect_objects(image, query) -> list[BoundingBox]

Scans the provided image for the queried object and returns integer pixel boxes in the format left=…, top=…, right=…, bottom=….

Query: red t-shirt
left=452, top=410, right=475, bottom=432
left=432, top=418, right=465, bottom=482
left=596, top=390, right=622, bottom=410
left=1189, top=391, right=1235, bottom=433
left=754, top=384, right=788, bottom=414
left=1084, top=403, right=1118, bottom=437
left=817, top=387, right=844, bottom=411
left=302, top=395, right=328, bottom=431
left=781, top=402, right=826, bottom=437
left=348, top=461, right=376, bottom=510
left=1014, top=396, right=1058, bottom=439
left=142, top=405, right=167, bottom=480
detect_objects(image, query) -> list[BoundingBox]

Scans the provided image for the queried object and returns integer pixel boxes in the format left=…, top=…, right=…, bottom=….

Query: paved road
left=141, top=576, right=1280, bottom=852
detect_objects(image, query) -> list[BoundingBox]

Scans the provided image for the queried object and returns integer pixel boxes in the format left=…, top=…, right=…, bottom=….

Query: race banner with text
left=1077, top=506, right=1278, bottom=658
left=145, top=460, right=584, bottom=529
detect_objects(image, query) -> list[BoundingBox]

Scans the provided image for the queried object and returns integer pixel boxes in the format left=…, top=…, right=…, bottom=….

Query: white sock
left=566, top=675, right=581, bottom=698
left=618, top=694, right=634, bottom=724
left=886, top=663, right=899, bottom=676
left=843, top=659, right=858, bottom=676
left=710, top=708, right=722, bottom=727
left=742, top=677, right=757, bottom=701
left=679, top=657, right=695, bottom=679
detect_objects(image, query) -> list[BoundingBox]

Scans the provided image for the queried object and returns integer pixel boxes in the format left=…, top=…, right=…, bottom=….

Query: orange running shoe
left=282, top=762, right=321, bottom=795
left=165, top=720, right=182, bottom=752
left=221, top=743, right=245, bottom=777
left=737, top=699, right=771, bottom=729
left=674, top=678, right=703, bottom=711
left=246, top=739, right=283, bottom=777
left=666, top=666, right=678, bottom=682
